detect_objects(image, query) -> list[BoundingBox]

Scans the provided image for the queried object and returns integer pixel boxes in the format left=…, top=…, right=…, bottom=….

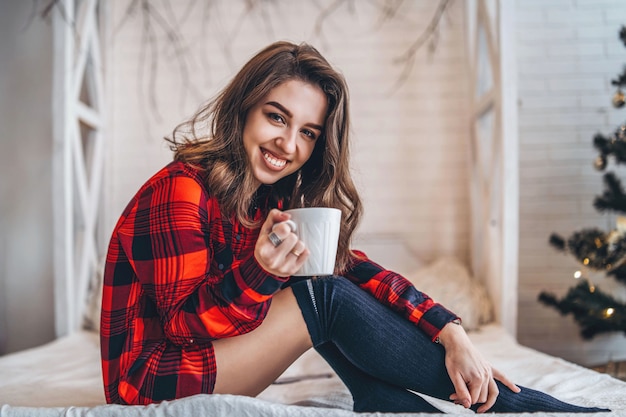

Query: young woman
left=101, top=41, right=608, bottom=413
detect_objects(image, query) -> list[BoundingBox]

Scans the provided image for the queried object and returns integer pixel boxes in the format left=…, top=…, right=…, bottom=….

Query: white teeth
left=263, top=151, right=287, bottom=168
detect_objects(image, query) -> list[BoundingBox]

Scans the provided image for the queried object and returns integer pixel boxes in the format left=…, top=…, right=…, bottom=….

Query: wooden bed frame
left=49, top=0, right=520, bottom=341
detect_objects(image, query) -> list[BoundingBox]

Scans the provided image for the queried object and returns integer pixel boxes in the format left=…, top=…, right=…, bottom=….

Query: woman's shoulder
left=122, top=161, right=212, bottom=211
left=115, top=160, right=220, bottom=229
left=132, top=160, right=206, bottom=194
left=154, top=160, right=207, bottom=185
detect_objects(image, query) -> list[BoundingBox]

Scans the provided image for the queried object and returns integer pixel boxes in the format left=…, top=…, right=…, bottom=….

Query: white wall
left=0, top=1, right=56, bottom=354
left=104, top=0, right=472, bottom=264
left=516, top=0, right=626, bottom=366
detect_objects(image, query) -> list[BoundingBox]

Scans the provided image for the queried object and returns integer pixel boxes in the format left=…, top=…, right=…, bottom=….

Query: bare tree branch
left=367, top=0, right=405, bottom=29
left=398, top=0, right=451, bottom=61
left=390, top=0, right=452, bottom=93
left=39, top=0, right=62, bottom=21
left=43, top=0, right=454, bottom=123
left=312, top=0, right=349, bottom=48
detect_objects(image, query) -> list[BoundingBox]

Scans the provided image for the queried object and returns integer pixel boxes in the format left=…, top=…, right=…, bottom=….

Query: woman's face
left=243, top=79, right=328, bottom=187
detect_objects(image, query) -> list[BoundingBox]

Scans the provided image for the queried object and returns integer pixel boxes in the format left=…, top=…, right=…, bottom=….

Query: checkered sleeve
left=116, top=173, right=285, bottom=345
left=344, top=250, right=460, bottom=341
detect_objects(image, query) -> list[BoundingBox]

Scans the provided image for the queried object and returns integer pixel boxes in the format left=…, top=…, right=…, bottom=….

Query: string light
left=538, top=24, right=626, bottom=340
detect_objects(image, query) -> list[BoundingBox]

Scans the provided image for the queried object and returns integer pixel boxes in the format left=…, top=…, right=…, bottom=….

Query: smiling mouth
left=262, top=149, right=288, bottom=168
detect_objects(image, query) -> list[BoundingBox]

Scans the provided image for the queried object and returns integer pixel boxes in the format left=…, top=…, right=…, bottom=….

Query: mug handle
left=272, top=219, right=297, bottom=233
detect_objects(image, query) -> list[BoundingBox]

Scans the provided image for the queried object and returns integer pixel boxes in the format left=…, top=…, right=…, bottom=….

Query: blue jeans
left=290, top=276, right=609, bottom=413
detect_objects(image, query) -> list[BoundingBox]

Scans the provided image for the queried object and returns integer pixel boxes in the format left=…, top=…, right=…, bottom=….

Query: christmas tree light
left=539, top=25, right=626, bottom=340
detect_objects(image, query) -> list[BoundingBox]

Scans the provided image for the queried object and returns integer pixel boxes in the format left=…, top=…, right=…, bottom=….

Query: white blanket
left=1, top=325, right=625, bottom=416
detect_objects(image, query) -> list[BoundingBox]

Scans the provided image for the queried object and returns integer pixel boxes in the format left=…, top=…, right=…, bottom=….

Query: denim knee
left=310, top=275, right=355, bottom=303
left=291, top=275, right=378, bottom=347
left=291, top=276, right=347, bottom=344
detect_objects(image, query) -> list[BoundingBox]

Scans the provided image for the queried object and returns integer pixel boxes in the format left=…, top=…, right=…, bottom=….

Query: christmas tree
left=538, top=26, right=626, bottom=340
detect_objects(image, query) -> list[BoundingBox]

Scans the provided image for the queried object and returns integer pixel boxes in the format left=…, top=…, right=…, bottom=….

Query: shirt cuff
left=419, top=303, right=462, bottom=342
left=237, top=253, right=289, bottom=297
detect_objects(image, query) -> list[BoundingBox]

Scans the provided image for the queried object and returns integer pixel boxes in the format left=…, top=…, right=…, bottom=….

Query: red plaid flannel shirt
left=101, top=160, right=458, bottom=404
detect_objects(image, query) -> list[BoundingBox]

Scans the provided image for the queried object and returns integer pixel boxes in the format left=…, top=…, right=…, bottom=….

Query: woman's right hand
left=437, top=322, right=520, bottom=413
left=255, top=209, right=309, bottom=277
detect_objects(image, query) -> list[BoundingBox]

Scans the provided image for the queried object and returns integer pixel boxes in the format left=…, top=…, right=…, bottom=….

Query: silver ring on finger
left=268, top=231, right=283, bottom=247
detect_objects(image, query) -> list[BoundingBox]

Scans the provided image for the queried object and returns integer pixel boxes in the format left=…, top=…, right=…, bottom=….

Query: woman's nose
left=276, top=128, right=297, bottom=154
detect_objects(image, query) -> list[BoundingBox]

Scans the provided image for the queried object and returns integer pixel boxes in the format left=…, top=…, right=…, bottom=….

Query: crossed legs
left=212, top=277, right=609, bottom=413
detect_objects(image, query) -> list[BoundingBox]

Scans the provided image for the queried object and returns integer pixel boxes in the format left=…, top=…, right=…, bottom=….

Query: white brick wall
left=104, top=0, right=471, bottom=264
left=516, top=0, right=626, bottom=366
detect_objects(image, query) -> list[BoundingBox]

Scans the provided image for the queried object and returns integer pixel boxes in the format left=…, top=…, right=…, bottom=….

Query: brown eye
left=269, top=113, right=285, bottom=124
left=301, top=129, right=317, bottom=140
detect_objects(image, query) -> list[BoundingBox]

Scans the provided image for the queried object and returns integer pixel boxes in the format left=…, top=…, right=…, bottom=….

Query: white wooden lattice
left=52, top=0, right=106, bottom=337
left=466, top=0, right=519, bottom=336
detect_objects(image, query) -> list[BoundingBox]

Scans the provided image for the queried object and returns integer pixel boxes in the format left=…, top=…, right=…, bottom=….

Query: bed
left=2, top=1, right=624, bottom=415
left=1, top=241, right=625, bottom=417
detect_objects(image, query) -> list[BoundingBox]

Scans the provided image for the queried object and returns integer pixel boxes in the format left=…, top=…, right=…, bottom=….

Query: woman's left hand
left=437, top=322, right=520, bottom=413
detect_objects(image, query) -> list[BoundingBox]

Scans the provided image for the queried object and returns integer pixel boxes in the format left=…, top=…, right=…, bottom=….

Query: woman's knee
left=290, top=276, right=359, bottom=345
left=311, top=275, right=355, bottom=293
left=312, top=275, right=368, bottom=307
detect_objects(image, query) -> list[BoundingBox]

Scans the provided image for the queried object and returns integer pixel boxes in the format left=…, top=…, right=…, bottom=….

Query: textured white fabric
left=405, top=257, right=494, bottom=330
left=0, top=331, right=104, bottom=407
left=1, top=325, right=625, bottom=416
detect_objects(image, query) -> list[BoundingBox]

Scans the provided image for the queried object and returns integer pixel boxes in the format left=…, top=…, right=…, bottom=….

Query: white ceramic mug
left=283, top=207, right=341, bottom=276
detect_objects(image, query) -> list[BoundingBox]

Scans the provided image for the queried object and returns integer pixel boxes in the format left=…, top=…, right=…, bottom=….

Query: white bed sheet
left=0, top=330, right=104, bottom=407
left=1, top=324, right=625, bottom=416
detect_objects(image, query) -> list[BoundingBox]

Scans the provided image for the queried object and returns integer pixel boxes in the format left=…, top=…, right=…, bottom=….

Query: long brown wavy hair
left=166, top=41, right=362, bottom=273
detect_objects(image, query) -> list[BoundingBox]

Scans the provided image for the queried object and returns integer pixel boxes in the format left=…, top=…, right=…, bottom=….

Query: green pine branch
left=594, top=172, right=626, bottom=214
left=548, top=229, right=626, bottom=270
left=538, top=280, right=626, bottom=339
left=606, top=263, right=626, bottom=285
left=542, top=25, right=626, bottom=340
left=594, top=133, right=626, bottom=166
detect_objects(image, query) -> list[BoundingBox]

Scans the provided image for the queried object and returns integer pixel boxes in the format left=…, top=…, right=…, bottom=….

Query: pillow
left=405, top=256, right=493, bottom=331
